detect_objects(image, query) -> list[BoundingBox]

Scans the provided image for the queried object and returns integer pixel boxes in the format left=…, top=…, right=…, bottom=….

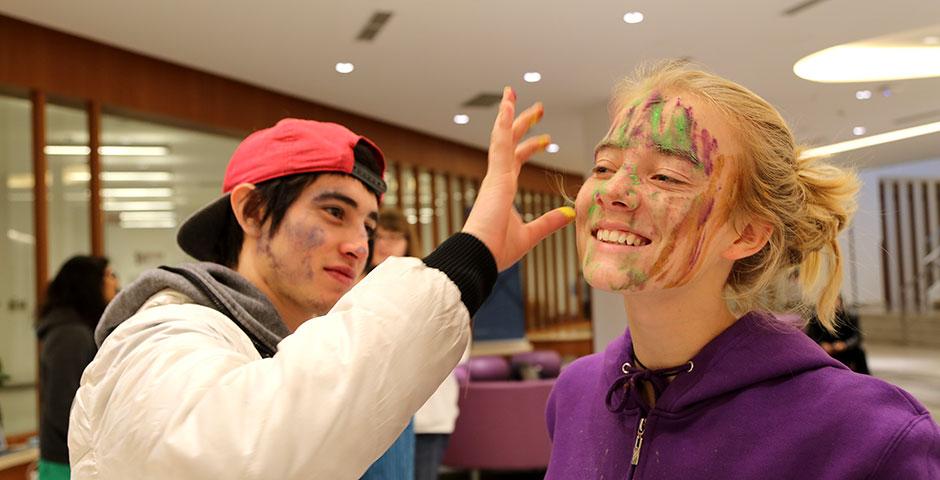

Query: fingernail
left=540, top=135, right=552, bottom=147
left=557, top=206, right=576, bottom=219
left=506, top=86, right=516, bottom=102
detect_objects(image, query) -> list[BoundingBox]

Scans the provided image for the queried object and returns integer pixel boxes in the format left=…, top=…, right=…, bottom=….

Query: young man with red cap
left=67, top=90, right=571, bottom=479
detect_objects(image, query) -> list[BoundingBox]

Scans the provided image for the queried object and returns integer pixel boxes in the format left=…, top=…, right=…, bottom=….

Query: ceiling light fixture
left=45, top=145, right=169, bottom=156
left=64, top=171, right=174, bottom=184
left=546, top=143, right=560, bottom=153
left=103, top=201, right=176, bottom=211
left=623, top=12, right=644, bottom=24
left=453, top=114, right=470, bottom=125
left=118, top=211, right=177, bottom=222
left=119, top=220, right=177, bottom=229
left=335, top=62, right=355, bottom=74
left=801, top=120, right=940, bottom=159
left=101, top=188, right=174, bottom=198
left=852, top=126, right=866, bottom=136
left=855, top=90, right=872, bottom=100
left=794, top=45, right=940, bottom=82
left=523, top=72, right=542, bottom=83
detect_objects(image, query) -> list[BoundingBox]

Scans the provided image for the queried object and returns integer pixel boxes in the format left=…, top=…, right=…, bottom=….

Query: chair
left=442, top=355, right=555, bottom=476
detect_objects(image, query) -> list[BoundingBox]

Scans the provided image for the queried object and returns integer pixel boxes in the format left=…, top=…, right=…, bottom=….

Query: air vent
left=357, top=11, right=393, bottom=41
left=894, top=109, right=940, bottom=126
left=462, top=93, right=503, bottom=108
left=782, top=0, right=829, bottom=16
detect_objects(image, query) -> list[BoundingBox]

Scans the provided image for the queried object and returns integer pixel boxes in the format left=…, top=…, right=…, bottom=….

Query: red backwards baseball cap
left=177, top=118, right=387, bottom=262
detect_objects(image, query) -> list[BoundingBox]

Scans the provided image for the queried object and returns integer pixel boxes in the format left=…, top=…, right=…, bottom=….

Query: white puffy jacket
left=68, top=257, right=471, bottom=479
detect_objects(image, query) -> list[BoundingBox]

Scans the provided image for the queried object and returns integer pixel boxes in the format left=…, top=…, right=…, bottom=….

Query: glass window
left=101, top=114, right=239, bottom=282
left=46, top=103, right=90, bottom=269
left=0, top=94, right=37, bottom=436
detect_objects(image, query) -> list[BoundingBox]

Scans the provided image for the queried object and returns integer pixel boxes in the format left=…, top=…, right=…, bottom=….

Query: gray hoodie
left=95, top=262, right=290, bottom=356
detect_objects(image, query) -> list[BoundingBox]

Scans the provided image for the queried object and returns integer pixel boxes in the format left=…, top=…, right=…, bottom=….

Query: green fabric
left=38, top=458, right=70, bottom=480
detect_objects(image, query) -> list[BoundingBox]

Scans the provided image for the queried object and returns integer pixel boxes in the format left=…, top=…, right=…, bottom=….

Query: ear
left=721, top=216, right=773, bottom=261
left=230, top=183, right=263, bottom=239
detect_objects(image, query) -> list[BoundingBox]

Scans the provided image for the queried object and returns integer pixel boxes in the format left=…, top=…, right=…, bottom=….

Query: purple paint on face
left=697, top=128, right=718, bottom=176
left=699, top=198, right=715, bottom=227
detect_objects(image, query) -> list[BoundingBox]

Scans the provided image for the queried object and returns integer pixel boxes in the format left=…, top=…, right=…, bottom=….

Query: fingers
left=524, top=207, right=576, bottom=247
left=512, top=102, right=544, bottom=143
left=490, top=87, right=517, bottom=155
left=515, top=134, right=552, bottom=166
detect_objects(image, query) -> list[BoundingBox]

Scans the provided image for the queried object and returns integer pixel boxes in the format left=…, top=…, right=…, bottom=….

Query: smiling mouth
left=592, top=228, right=652, bottom=247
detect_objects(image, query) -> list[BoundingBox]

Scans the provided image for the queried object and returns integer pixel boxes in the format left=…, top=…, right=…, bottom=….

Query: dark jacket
left=36, top=307, right=97, bottom=463
left=546, top=311, right=940, bottom=479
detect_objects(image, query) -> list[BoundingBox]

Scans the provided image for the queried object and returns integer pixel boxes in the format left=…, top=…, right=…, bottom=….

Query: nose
left=341, top=229, right=370, bottom=261
left=597, top=169, right=641, bottom=212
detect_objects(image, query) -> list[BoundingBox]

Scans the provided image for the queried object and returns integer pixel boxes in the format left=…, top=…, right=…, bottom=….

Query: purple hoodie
left=546, top=312, right=939, bottom=479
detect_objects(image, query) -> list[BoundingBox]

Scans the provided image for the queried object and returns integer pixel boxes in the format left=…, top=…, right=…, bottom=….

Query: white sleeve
left=69, top=257, right=470, bottom=480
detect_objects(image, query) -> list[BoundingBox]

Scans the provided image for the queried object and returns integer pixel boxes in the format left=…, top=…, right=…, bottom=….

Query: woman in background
left=368, top=207, right=462, bottom=480
left=359, top=207, right=421, bottom=479
left=36, top=255, right=118, bottom=480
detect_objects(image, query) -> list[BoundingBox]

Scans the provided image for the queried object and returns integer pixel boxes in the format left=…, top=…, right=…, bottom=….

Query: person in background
left=806, top=295, right=870, bottom=374
left=358, top=209, right=421, bottom=480
left=367, top=208, right=463, bottom=480
left=35, top=255, right=118, bottom=480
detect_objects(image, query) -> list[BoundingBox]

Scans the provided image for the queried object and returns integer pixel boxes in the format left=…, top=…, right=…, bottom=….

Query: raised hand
left=462, top=87, right=575, bottom=271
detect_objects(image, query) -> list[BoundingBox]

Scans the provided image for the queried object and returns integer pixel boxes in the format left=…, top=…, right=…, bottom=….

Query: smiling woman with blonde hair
left=545, top=61, right=939, bottom=479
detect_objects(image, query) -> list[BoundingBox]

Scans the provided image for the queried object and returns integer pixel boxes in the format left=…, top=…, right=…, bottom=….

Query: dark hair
left=40, top=255, right=110, bottom=330
left=214, top=173, right=322, bottom=268
left=213, top=140, right=384, bottom=268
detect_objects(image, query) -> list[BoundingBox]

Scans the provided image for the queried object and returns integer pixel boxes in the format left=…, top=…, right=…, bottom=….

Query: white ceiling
left=2, top=0, right=940, bottom=174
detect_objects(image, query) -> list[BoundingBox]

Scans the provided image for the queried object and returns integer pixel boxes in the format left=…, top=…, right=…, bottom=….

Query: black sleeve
left=423, top=233, right=498, bottom=317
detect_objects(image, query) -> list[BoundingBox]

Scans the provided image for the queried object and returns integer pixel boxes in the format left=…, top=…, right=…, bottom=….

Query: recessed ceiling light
left=453, top=114, right=470, bottom=125
left=923, top=36, right=940, bottom=45
left=801, top=120, right=940, bottom=159
left=855, top=90, right=872, bottom=100
left=335, top=62, right=355, bottom=74
left=546, top=143, right=560, bottom=153
left=852, top=126, right=867, bottom=136
left=623, top=12, right=644, bottom=24
left=523, top=72, right=542, bottom=83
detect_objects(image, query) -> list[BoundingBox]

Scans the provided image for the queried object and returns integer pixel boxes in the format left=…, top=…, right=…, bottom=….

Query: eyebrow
left=653, top=143, right=701, bottom=167
left=314, top=191, right=379, bottom=222
left=594, top=143, right=702, bottom=169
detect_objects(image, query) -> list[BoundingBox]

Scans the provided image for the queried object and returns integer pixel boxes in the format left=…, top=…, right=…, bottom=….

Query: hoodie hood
left=603, top=311, right=846, bottom=415
left=95, top=262, right=289, bottom=353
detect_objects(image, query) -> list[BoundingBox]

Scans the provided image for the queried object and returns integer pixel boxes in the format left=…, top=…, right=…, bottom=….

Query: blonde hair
left=610, top=60, right=859, bottom=330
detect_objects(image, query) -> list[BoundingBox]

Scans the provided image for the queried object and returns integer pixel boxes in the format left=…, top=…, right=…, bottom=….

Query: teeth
left=596, top=229, right=647, bottom=246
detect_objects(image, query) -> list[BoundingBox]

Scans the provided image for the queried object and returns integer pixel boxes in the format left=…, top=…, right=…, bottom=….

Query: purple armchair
left=442, top=353, right=557, bottom=473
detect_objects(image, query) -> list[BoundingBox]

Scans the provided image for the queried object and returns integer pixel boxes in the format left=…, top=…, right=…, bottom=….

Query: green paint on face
left=628, top=164, right=640, bottom=186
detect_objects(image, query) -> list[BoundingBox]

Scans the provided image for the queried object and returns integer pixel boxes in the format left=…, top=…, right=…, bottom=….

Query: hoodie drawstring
left=606, top=359, right=694, bottom=416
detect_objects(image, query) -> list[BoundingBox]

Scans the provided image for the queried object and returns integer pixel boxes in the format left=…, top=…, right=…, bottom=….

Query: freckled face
left=256, top=174, right=378, bottom=317
left=575, top=92, right=740, bottom=293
